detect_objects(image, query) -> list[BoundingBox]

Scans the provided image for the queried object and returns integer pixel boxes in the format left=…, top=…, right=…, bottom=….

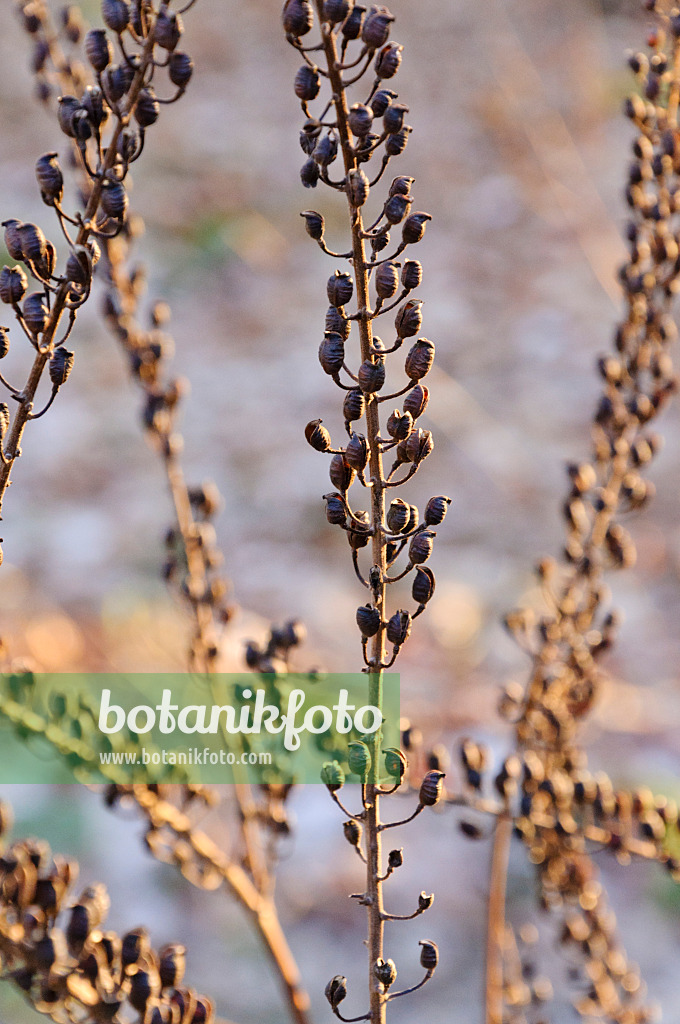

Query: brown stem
left=484, top=813, right=511, bottom=1024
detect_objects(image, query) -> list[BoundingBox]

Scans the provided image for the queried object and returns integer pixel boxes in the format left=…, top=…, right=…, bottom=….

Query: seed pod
left=323, top=492, right=347, bottom=525
left=57, top=96, right=80, bottom=137
left=325, top=976, right=347, bottom=1009
left=419, top=940, right=439, bottom=971
left=409, top=529, right=435, bottom=565
left=362, top=5, right=395, bottom=48
left=326, top=305, right=350, bottom=340
left=121, top=927, right=150, bottom=968
left=343, top=819, right=362, bottom=847
left=65, top=246, right=93, bottom=289
left=17, top=222, right=48, bottom=269
left=386, top=609, right=411, bottom=646
left=327, top=270, right=354, bottom=306
left=319, top=332, right=345, bottom=374
left=419, top=769, right=445, bottom=806
left=342, top=2, right=365, bottom=37
left=323, top=0, right=353, bottom=22
left=85, top=29, right=112, bottom=71
left=343, top=387, right=365, bottom=423
left=305, top=418, right=332, bottom=452
left=418, top=891, right=434, bottom=911
left=403, top=383, right=429, bottom=419
left=386, top=409, right=412, bottom=440
left=135, top=87, right=160, bottom=127
left=395, top=299, right=423, bottom=339
left=283, top=0, right=314, bottom=36
left=374, top=959, right=397, bottom=989
left=383, top=194, right=411, bottom=229
left=348, top=103, right=373, bottom=137
left=129, top=966, right=160, bottom=1012
left=375, top=261, right=400, bottom=298
left=102, top=64, right=128, bottom=103
left=348, top=740, right=371, bottom=779
left=300, top=120, right=322, bottom=156
left=386, top=125, right=411, bottom=156
left=330, top=453, right=355, bottom=491
left=405, top=337, right=434, bottom=379
left=383, top=102, right=409, bottom=134
left=0, top=328, right=8, bottom=359
left=375, top=41, right=402, bottom=78
left=301, top=157, right=320, bottom=188
left=347, top=510, right=370, bottom=549
left=159, top=944, right=186, bottom=991
left=0, top=403, right=8, bottom=439
left=301, top=210, right=325, bottom=240
left=321, top=760, right=345, bottom=791
left=384, top=747, right=407, bottom=780
left=169, top=51, right=194, bottom=88
left=35, top=153, right=64, bottom=206
left=345, top=432, right=369, bottom=471
left=23, top=292, right=48, bottom=335
left=402, top=259, right=422, bottom=290
left=49, top=348, right=74, bottom=387
left=294, top=65, right=321, bottom=101
left=313, top=133, right=338, bottom=167
left=357, top=358, right=385, bottom=393
left=0, top=265, right=28, bottom=305
left=371, top=87, right=397, bottom=116
left=2, top=220, right=24, bottom=261
left=356, top=603, right=381, bottom=639
left=154, top=8, right=182, bottom=50
left=347, top=168, right=370, bottom=207
left=82, top=86, right=106, bottom=129
left=71, top=109, right=93, bottom=143
left=403, top=211, right=432, bottom=244
left=387, top=497, right=409, bottom=532
left=424, top=495, right=450, bottom=526
left=102, top=0, right=130, bottom=33
left=412, top=565, right=435, bottom=604
left=101, top=180, right=128, bottom=219
left=371, top=227, right=390, bottom=253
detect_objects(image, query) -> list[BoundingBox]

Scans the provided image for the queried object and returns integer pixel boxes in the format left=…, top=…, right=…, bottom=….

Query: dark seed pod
left=419, top=769, right=445, bottom=806
left=395, top=299, right=423, bottom=339
left=358, top=358, right=385, bottom=393
left=385, top=125, right=411, bottom=156
left=375, top=41, right=402, bottom=78
left=319, top=332, right=345, bottom=374
left=101, top=180, right=128, bottom=220
left=72, top=110, right=93, bottom=143
left=348, top=740, right=371, bottom=778
left=85, top=29, right=112, bottom=72
left=159, top=944, right=186, bottom=991
left=383, top=102, right=409, bottom=133
left=294, top=65, right=321, bottom=101
left=371, top=227, right=391, bottom=253
left=348, top=103, right=373, bottom=137
left=356, top=603, right=381, bottom=637
left=325, top=976, right=348, bottom=1009
left=347, top=169, right=370, bottom=207
left=82, top=86, right=106, bottom=129
left=386, top=409, right=412, bottom=440
left=321, top=760, right=345, bottom=791
left=355, top=132, right=381, bottom=163
left=387, top=497, right=409, bottom=532
left=301, top=210, right=325, bottom=240
left=305, top=418, right=332, bottom=451
left=323, top=0, right=353, bottom=21
left=57, top=96, right=80, bottom=137
left=405, top=337, right=435, bottom=379
left=405, top=427, right=433, bottom=464
left=362, top=5, right=395, bottom=48
left=418, top=891, right=434, bottom=911
left=329, top=452, right=355, bottom=491
left=403, top=211, right=432, bottom=244
left=343, top=387, right=365, bottom=423
left=0, top=265, right=28, bottom=305
left=342, top=3, right=365, bottom=38
left=121, top=927, right=150, bottom=968
left=371, top=88, right=397, bottom=116
left=135, top=87, right=160, bottom=127
left=327, top=270, right=354, bottom=306
left=412, top=565, right=435, bottom=604
left=324, top=492, right=347, bottom=526
left=343, top=819, right=362, bottom=847
left=129, top=967, right=159, bottom=1012
left=154, top=8, right=182, bottom=51
left=384, top=192, right=412, bottom=225
left=283, top=0, right=314, bottom=36
left=169, top=51, right=194, bottom=89
left=425, top=495, right=450, bottom=526
left=17, top=222, right=48, bottom=268
left=419, top=940, right=439, bottom=971
left=2, top=220, right=25, bottom=261
left=409, top=529, right=435, bottom=565
left=345, top=432, right=369, bottom=471
left=102, top=64, right=128, bottom=103
left=301, top=157, right=320, bottom=188
left=65, top=247, right=92, bottom=288
left=23, top=292, right=49, bottom=335
left=374, top=959, right=397, bottom=989
left=384, top=748, right=407, bottom=780
left=375, top=260, right=400, bottom=298
left=0, top=327, right=9, bottom=359
left=35, top=153, right=64, bottom=206
left=49, top=348, right=74, bottom=387
left=389, top=175, right=414, bottom=197
left=402, top=259, right=422, bottom=290
left=313, top=133, right=338, bottom=167
left=386, top=609, right=411, bottom=646
left=326, top=305, right=350, bottom=340
left=102, top=0, right=131, bottom=33
left=403, top=383, right=429, bottom=418
left=0, top=403, right=9, bottom=438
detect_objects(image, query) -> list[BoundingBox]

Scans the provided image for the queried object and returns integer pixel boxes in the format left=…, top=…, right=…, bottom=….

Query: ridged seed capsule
left=347, top=168, right=370, bottom=207
left=356, top=601, right=380, bottom=636
left=403, top=382, right=429, bottom=418
left=154, top=9, right=182, bottom=51
left=324, top=492, right=347, bottom=525
left=343, top=387, right=365, bottom=423
left=49, top=348, right=74, bottom=387
left=23, top=292, right=48, bottom=335
left=2, top=220, right=24, bottom=261
left=383, top=103, right=409, bottom=134
left=85, top=29, right=112, bottom=72
left=305, top=419, right=332, bottom=452
left=405, top=337, right=435, bottom=379
left=371, top=88, right=397, bottom=116
left=419, top=769, right=445, bottom=806
left=313, top=133, right=338, bottom=167
left=102, top=0, right=130, bottom=33
left=375, top=42, right=403, bottom=78
left=329, top=453, right=355, bottom=491
left=343, top=819, right=362, bottom=847
left=412, top=565, right=435, bottom=604
left=419, top=940, right=439, bottom=971
left=35, top=153, right=63, bottom=205
left=384, top=747, right=407, bottom=780
left=409, top=529, right=435, bottom=565
left=348, top=103, right=373, bottom=137
left=301, top=210, right=325, bottom=240
left=135, top=87, right=160, bottom=127
left=375, top=260, right=400, bottom=298
left=301, top=157, right=320, bottom=188
left=342, top=4, right=364, bottom=38
left=386, top=125, right=411, bottom=156
left=348, top=740, right=371, bottom=779
left=386, top=609, right=411, bottom=645
left=326, top=305, right=351, bottom=339
left=374, top=959, right=397, bottom=989
left=0, top=265, right=28, bottom=305
left=323, top=0, right=354, bottom=22
left=425, top=495, right=450, bottom=525
left=102, top=64, right=128, bottom=103
left=361, top=5, right=395, bottom=48
left=357, top=358, right=385, bottom=393
left=395, top=299, right=423, bottom=338
left=283, top=0, right=314, bottom=36
left=386, top=409, right=412, bottom=440
left=327, top=270, right=354, bottom=306
left=319, top=332, right=345, bottom=374
left=169, top=52, right=194, bottom=89
left=321, top=760, right=345, bottom=791
left=294, top=65, right=321, bottom=101
left=403, top=211, right=432, bottom=244
left=345, top=432, right=369, bottom=470
left=57, top=96, right=80, bottom=137
left=386, top=497, right=409, bottom=532
left=101, top=180, right=128, bottom=220
left=402, top=259, right=422, bottom=290
left=384, top=192, right=412, bottom=225
left=347, top=510, right=370, bottom=549
left=158, top=944, right=186, bottom=991
left=0, top=328, right=9, bottom=359
left=325, top=976, right=347, bottom=1008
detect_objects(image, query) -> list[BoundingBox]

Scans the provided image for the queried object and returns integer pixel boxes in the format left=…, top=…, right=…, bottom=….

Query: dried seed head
left=323, top=0, right=354, bottom=22
left=371, top=226, right=391, bottom=253
left=326, top=305, right=351, bottom=339
left=301, top=210, right=325, bottom=240
left=323, top=491, right=348, bottom=525
left=384, top=192, right=412, bottom=225
left=347, top=510, right=370, bottom=549
left=23, top=292, right=48, bottom=335
left=57, top=95, right=80, bottom=137
left=383, top=102, right=409, bottom=134
left=402, top=259, right=422, bottom=290
left=0, top=265, right=28, bottom=305
left=343, top=819, right=363, bottom=847
left=154, top=8, right=182, bottom=51
left=102, top=64, right=129, bottom=103
left=319, top=332, right=345, bottom=374
left=301, top=156, right=320, bottom=188
left=329, top=452, right=355, bottom=491
left=35, top=153, right=64, bottom=206
left=65, top=246, right=93, bottom=288
left=424, top=495, right=450, bottom=526
left=17, top=222, right=48, bottom=268
left=159, top=944, right=186, bottom=991
left=283, top=0, right=314, bottom=36
left=388, top=847, right=404, bottom=868
left=409, top=529, right=435, bottom=565
left=375, top=41, right=402, bottom=78
left=294, top=65, right=321, bottom=101
left=385, top=125, right=411, bottom=156
left=384, top=747, right=407, bottom=780
left=402, top=211, right=432, bottom=244
left=342, top=3, right=365, bottom=38
left=321, top=760, right=345, bottom=790
left=412, top=565, right=435, bottom=604
left=345, top=431, right=369, bottom=470
left=343, top=387, right=365, bottom=423
left=101, top=180, right=128, bottom=220
left=348, top=103, right=374, bottom=137
left=82, top=85, right=107, bottom=129
left=347, top=168, right=370, bottom=207
left=49, top=348, right=74, bottom=387
left=135, top=86, right=160, bottom=127
left=375, top=260, right=400, bottom=298
left=403, top=383, right=429, bottom=418
left=386, top=609, right=411, bottom=646
left=313, top=132, right=338, bottom=167
left=2, top=220, right=25, bottom=261
left=102, top=0, right=131, bottom=33
left=327, top=270, right=354, bottom=306
left=362, top=5, right=395, bottom=48
left=357, top=358, right=385, bottom=393
left=419, top=940, right=439, bottom=971
left=387, top=497, right=409, bottom=532
left=374, top=959, right=397, bottom=989
left=305, top=418, right=332, bottom=451
left=395, top=299, right=423, bottom=338
left=371, top=87, right=397, bottom=116
left=85, top=29, right=112, bottom=72
left=418, top=891, right=434, bottom=911
left=121, top=927, right=150, bottom=968
left=405, top=337, right=435, bottom=379
left=419, top=769, right=445, bottom=806
left=348, top=740, right=371, bottom=779
left=72, top=109, right=93, bottom=143
left=325, top=976, right=348, bottom=1009
left=169, top=51, right=194, bottom=89
left=386, top=408, right=412, bottom=440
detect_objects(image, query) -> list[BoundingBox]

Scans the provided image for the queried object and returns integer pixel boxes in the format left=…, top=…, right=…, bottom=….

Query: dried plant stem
left=484, top=814, right=511, bottom=1024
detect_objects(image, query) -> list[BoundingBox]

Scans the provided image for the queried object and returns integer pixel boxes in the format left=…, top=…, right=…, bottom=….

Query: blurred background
left=0, top=0, right=679, bottom=1021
